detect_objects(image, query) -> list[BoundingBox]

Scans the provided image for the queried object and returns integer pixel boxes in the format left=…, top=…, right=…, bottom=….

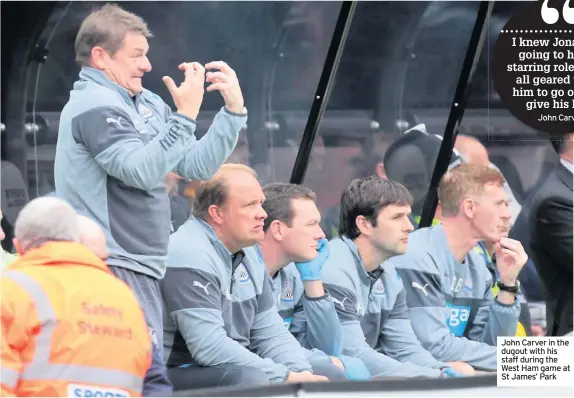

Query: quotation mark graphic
left=492, top=0, right=574, bottom=135
left=542, top=0, right=574, bottom=24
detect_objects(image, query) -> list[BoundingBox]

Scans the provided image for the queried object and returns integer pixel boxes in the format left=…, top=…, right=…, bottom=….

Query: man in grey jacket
left=322, top=176, right=474, bottom=378
left=161, top=164, right=328, bottom=390
left=389, top=164, right=526, bottom=371
left=54, top=5, right=247, bottom=394
left=257, top=182, right=370, bottom=381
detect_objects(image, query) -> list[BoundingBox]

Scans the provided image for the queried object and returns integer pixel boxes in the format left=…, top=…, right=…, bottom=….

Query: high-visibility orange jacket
left=1, top=241, right=152, bottom=397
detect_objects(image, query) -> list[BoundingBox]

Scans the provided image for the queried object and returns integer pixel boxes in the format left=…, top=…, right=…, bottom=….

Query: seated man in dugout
left=161, top=164, right=328, bottom=390
left=388, top=164, right=527, bottom=372
left=1, top=197, right=151, bottom=397
left=257, top=182, right=371, bottom=381
left=453, top=136, right=535, bottom=337
left=384, top=129, right=534, bottom=338
left=321, top=176, right=473, bottom=379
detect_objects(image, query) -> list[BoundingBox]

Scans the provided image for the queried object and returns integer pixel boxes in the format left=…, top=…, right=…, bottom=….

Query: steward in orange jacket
left=1, top=241, right=152, bottom=397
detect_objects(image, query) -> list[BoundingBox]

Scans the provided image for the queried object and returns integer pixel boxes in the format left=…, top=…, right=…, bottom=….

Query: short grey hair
left=14, top=197, right=80, bottom=252
left=192, top=164, right=258, bottom=220
left=75, top=3, right=153, bottom=67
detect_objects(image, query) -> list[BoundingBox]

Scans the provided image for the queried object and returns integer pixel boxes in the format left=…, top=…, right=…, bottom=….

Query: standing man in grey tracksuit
left=257, top=182, right=371, bottom=381
left=388, top=164, right=526, bottom=371
left=322, top=176, right=474, bottom=379
left=54, top=5, right=247, bottom=394
left=161, top=164, right=328, bottom=390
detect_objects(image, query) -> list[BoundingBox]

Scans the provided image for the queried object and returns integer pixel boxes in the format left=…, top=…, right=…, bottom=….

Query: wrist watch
left=496, top=279, right=520, bottom=294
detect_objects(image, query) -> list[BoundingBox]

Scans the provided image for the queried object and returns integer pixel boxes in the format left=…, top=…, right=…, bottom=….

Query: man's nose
left=404, top=217, right=415, bottom=233
left=141, top=56, right=152, bottom=72
left=501, top=204, right=512, bottom=220
left=315, top=225, right=326, bottom=240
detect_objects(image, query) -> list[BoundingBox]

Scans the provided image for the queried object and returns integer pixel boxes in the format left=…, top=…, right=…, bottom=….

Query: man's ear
left=435, top=202, right=443, bottom=219
left=207, top=205, right=224, bottom=225
left=12, top=238, right=23, bottom=255
left=269, top=220, right=285, bottom=242
left=460, top=198, right=475, bottom=219
left=90, top=46, right=110, bottom=70
left=355, top=215, right=373, bottom=236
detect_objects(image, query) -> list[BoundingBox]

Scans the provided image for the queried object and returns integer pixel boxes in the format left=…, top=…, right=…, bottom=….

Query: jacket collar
left=196, top=217, right=232, bottom=256
left=9, top=241, right=110, bottom=273
left=194, top=217, right=248, bottom=266
left=78, top=67, right=137, bottom=104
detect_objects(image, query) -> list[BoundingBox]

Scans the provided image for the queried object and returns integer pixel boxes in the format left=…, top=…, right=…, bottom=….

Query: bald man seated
left=455, top=135, right=521, bottom=223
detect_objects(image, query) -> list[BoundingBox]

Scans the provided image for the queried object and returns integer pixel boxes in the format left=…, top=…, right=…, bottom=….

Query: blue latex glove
left=337, top=355, right=371, bottom=380
left=294, top=238, right=329, bottom=281
left=442, top=367, right=466, bottom=378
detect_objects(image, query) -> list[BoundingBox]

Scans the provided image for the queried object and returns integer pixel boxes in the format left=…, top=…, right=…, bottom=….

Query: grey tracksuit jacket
left=161, top=217, right=311, bottom=383
left=322, top=237, right=447, bottom=378
left=388, top=225, right=521, bottom=371
left=55, top=67, right=246, bottom=278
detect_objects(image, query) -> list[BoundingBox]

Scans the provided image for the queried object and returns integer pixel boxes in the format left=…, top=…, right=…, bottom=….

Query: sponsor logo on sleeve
left=331, top=296, right=347, bottom=310
left=105, top=116, right=123, bottom=129
left=412, top=281, right=429, bottom=296
left=192, top=281, right=211, bottom=295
